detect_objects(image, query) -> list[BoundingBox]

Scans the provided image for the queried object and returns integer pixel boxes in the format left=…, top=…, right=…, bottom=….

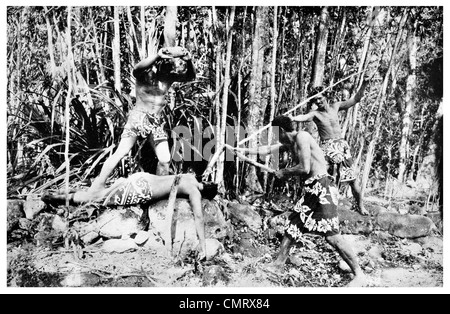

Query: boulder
left=147, top=198, right=231, bottom=258
left=101, top=238, right=138, bottom=253
left=23, top=194, right=47, bottom=220
left=375, top=212, right=435, bottom=238
left=338, top=207, right=374, bottom=235
left=7, top=200, right=25, bottom=233
left=134, top=230, right=150, bottom=245
left=97, top=207, right=145, bottom=239
left=73, top=221, right=99, bottom=245
left=227, top=201, right=262, bottom=233
left=34, top=213, right=67, bottom=248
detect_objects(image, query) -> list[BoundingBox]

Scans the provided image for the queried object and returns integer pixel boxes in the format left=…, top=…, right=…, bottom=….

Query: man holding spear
left=290, top=76, right=372, bottom=215
left=231, top=115, right=367, bottom=287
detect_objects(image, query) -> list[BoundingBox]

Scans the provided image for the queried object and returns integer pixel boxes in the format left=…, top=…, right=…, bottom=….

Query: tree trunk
left=140, top=6, right=146, bottom=59
left=44, top=7, right=56, bottom=79
left=126, top=7, right=138, bottom=67
left=235, top=7, right=248, bottom=196
left=264, top=6, right=278, bottom=191
left=398, top=13, right=417, bottom=182
left=64, top=6, right=76, bottom=204
left=342, top=6, right=380, bottom=139
left=216, top=7, right=235, bottom=192
left=310, top=6, right=329, bottom=88
left=361, top=10, right=408, bottom=195
left=164, top=6, right=177, bottom=47
left=113, top=6, right=122, bottom=108
left=277, top=8, right=286, bottom=106
left=245, top=6, right=269, bottom=194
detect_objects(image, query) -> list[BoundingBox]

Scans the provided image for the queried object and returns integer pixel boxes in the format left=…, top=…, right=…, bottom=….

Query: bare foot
left=346, top=274, right=368, bottom=287
left=73, top=183, right=106, bottom=203
left=353, top=203, right=369, bottom=216
left=359, top=206, right=370, bottom=216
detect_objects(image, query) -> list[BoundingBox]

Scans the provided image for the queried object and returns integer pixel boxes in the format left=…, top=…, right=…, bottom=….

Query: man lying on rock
left=42, top=173, right=218, bottom=261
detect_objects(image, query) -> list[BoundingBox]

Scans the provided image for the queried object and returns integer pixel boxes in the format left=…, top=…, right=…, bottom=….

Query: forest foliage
left=6, top=6, right=443, bottom=208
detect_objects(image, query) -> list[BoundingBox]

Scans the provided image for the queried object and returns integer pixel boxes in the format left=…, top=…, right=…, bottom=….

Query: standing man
left=291, top=78, right=371, bottom=215
left=85, top=46, right=196, bottom=201
left=234, top=116, right=367, bottom=287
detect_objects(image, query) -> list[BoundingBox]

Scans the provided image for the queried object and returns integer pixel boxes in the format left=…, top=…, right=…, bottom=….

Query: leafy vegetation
left=7, top=6, right=442, bottom=213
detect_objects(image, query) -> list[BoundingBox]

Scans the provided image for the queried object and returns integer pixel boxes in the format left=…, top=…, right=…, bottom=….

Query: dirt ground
left=6, top=230, right=443, bottom=291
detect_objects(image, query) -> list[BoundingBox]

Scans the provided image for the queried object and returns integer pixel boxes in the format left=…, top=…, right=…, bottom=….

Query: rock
left=402, top=242, right=422, bottom=255
left=7, top=200, right=25, bottom=233
left=375, top=212, right=434, bottom=238
left=414, top=236, right=443, bottom=253
left=97, top=207, right=145, bottom=239
left=204, top=238, right=224, bottom=260
left=426, top=211, right=443, bottom=232
left=337, top=207, right=374, bottom=235
left=18, top=218, right=32, bottom=231
left=147, top=198, right=231, bottom=258
left=101, top=238, right=138, bottom=253
left=23, top=194, right=47, bottom=220
left=34, top=213, right=66, bottom=247
left=227, top=201, right=262, bottom=233
left=134, top=230, right=150, bottom=245
left=338, top=259, right=352, bottom=273
left=52, top=215, right=69, bottom=233
left=61, top=272, right=101, bottom=287
left=368, top=245, right=384, bottom=261
left=73, top=221, right=99, bottom=245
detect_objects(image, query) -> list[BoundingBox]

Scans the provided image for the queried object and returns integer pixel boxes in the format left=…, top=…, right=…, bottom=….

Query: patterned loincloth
left=102, top=173, right=153, bottom=206
left=285, top=174, right=340, bottom=239
left=121, top=108, right=168, bottom=146
left=320, top=138, right=356, bottom=182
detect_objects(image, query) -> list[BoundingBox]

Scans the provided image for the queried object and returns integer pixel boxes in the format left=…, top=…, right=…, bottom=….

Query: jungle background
left=5, top=6, right=444, bottom=289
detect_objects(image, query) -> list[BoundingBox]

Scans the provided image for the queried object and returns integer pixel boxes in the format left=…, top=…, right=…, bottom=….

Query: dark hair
left=272, top=115, right=294, bottom=132
left=158, top=59, right=174, bottom=73
left=308, top=86, right=329, bottom=98
left=201, top=182, right=218, bottom=200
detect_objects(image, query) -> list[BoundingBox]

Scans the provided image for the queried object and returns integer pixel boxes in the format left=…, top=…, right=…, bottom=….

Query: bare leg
left=326, top=234, right=367, bottom=287
left=154, top=141, right=171, bottom=176
left=273, top=235, right=292, bottom=266
left=349, top=180, right=369, bottom=215
left=152, top=174, right=207, bottom=259
left=266, top=234, right=292, bottom=274
left=87, top=137, right=136, bottom=201
left=156, top=161, right=170, bottom=176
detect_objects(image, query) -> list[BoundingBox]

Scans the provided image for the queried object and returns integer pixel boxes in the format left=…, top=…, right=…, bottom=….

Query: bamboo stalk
left=64, top=7, right=75, bottom=207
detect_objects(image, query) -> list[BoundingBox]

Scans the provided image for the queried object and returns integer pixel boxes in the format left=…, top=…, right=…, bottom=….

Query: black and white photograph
left=3, top=2, right=446, bottom=295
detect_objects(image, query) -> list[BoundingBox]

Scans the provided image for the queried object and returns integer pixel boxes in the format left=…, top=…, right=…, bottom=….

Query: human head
left=308, top=86, right=329, bottom=109
left=272, top=115, right=295, bottom=145
left=200, top=182, right=218, bottom=200
left=272, top=115, right=294, bottom=132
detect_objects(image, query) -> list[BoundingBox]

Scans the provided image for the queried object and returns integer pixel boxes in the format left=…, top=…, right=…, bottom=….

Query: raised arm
left=337, top=78, right=370, bottom=110
left=290, top=111, right=316, bottom=123
left=132, top=50, right=164, bottom=78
